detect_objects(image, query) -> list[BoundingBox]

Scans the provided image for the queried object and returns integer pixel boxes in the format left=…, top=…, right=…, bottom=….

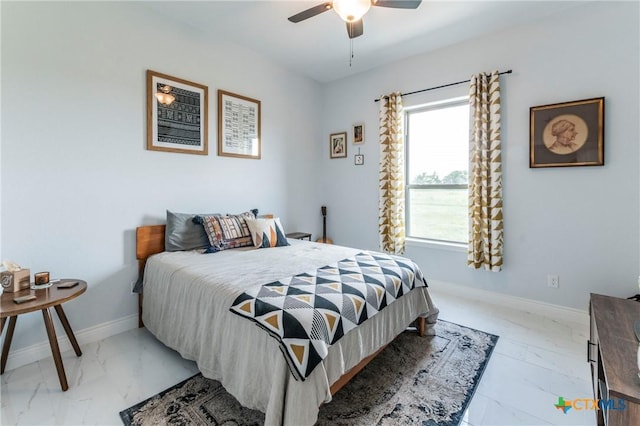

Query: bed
left=136, top=223, right=439, bottom=425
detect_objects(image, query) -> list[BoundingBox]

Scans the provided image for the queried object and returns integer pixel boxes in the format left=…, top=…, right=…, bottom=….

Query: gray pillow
left=165, top=210, right=216, bottom=252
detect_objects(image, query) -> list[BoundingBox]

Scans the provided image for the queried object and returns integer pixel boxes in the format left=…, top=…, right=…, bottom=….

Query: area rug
left=120, top=320, right=498, bottom=426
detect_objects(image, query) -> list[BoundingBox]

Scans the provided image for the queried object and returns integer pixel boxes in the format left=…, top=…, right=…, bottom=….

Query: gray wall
left=318, top=1, right=640, bottom=310
left=1, top=2, right=322, bottom=351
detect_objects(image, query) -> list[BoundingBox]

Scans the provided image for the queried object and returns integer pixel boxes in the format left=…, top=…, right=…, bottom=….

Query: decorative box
left=0, top=269, right=31, bottom=293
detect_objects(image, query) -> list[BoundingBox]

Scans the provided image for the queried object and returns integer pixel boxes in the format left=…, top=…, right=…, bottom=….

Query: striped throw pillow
left=197, top=211, right=257, bottom=252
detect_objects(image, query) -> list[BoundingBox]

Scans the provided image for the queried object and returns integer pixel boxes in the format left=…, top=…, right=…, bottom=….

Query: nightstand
left=286, top=232, right=312, bottom=241
left=1, top=279, right=86, bottom=391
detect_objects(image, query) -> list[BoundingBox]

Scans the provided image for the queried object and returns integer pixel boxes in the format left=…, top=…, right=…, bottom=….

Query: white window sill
left=405, top=238, right=467, bottom=253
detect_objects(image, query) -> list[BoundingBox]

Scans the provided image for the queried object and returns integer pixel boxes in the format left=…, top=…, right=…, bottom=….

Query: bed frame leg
left=138, top=293, right=144, bottom=328
left=417, top=317, right=426, bottom=337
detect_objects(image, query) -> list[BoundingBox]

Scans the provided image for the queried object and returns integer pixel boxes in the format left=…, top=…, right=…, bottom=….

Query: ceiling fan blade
left=373, top=0, right=422, bottom=9
left=346, top=19, right=364, bottom=39
left=288, top=2, right=333, bottom=23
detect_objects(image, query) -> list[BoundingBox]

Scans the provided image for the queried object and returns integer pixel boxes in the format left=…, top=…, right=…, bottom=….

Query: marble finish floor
left=1, top=289, right=595, bottom=425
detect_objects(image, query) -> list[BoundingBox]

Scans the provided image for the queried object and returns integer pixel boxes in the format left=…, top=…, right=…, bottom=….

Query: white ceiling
left=143, top=1, right=585, bottom=83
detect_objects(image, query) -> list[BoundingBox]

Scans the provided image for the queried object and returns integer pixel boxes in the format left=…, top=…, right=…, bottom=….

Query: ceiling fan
left=288, top=0, right=422, bottom=39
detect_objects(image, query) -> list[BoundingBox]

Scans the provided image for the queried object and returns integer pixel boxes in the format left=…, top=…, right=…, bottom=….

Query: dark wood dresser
left=589, top=293, right=640, bottom=425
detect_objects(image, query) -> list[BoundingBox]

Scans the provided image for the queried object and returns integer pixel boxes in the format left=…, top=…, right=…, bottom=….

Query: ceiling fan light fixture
left=332, top=0, right=371, bottom=23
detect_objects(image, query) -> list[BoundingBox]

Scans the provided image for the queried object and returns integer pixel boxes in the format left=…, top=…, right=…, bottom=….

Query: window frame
left=404, top=96, right=469, bottom=245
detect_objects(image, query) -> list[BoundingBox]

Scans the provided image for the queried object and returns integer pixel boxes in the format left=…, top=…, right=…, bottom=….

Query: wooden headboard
left=136, top=224, right=166, bottom=275
left=135, top=224, right=165, bottom=327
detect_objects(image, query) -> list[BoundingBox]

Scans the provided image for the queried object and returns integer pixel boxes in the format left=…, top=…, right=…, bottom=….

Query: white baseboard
left=3, top=313, right=138, bottom=372
left=427, top=279, right=589, bottom=325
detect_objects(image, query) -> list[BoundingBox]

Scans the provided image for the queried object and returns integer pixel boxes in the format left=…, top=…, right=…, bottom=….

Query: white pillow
left=245, top=217, right=290, bottom=248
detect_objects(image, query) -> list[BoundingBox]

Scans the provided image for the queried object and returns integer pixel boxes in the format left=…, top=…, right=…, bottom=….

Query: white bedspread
left=142, top=240, right=438, bottom=425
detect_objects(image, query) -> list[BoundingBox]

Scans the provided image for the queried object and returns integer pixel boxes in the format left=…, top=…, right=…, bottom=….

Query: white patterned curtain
left=378, top=92, right=405, bottom=254
left=468, top=71, right=503, bottom=271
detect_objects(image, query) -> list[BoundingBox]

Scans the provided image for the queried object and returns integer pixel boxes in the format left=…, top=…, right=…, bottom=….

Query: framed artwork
left=530, top=97, right=604, bottom=168
left=218, top=90, right=261, bottom=159
left=353, top=123, right=364, bottom=144
left=354, top=154, right=364, bottom=165
left=330, top=132, right=347, bottom=158
left=147, top=70, right=208, bottom=155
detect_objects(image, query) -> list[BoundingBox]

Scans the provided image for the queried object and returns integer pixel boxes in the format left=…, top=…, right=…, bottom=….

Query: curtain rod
left=374, top=69, right=513, bottom=103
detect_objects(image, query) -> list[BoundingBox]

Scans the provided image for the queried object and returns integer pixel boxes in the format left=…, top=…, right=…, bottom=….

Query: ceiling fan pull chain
left=349, top=37, right=354, bottom=67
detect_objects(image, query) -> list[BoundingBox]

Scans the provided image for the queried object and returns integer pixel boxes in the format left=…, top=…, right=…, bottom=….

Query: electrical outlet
left=547, top=275, right=559, bottom=289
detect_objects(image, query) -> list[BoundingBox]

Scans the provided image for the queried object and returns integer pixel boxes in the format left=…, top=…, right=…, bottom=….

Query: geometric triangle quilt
left=229, top=251, right=428, bottom=381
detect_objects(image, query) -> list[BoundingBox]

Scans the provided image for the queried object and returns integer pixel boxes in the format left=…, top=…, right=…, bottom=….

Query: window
left=405, top=97, right=469, bottom=244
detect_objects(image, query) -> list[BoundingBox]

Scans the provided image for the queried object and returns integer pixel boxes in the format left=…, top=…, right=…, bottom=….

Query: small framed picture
left=354, top=154, right=364, bottom=165
left=353, top=123, right=364, bottom=144
left=330, top=132, right=347, bottom=159
left=530, top=97, right=604, bottom=168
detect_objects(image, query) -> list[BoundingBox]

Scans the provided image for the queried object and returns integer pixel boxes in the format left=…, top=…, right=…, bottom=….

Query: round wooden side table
left=0, top=279, right=87, bottom=391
